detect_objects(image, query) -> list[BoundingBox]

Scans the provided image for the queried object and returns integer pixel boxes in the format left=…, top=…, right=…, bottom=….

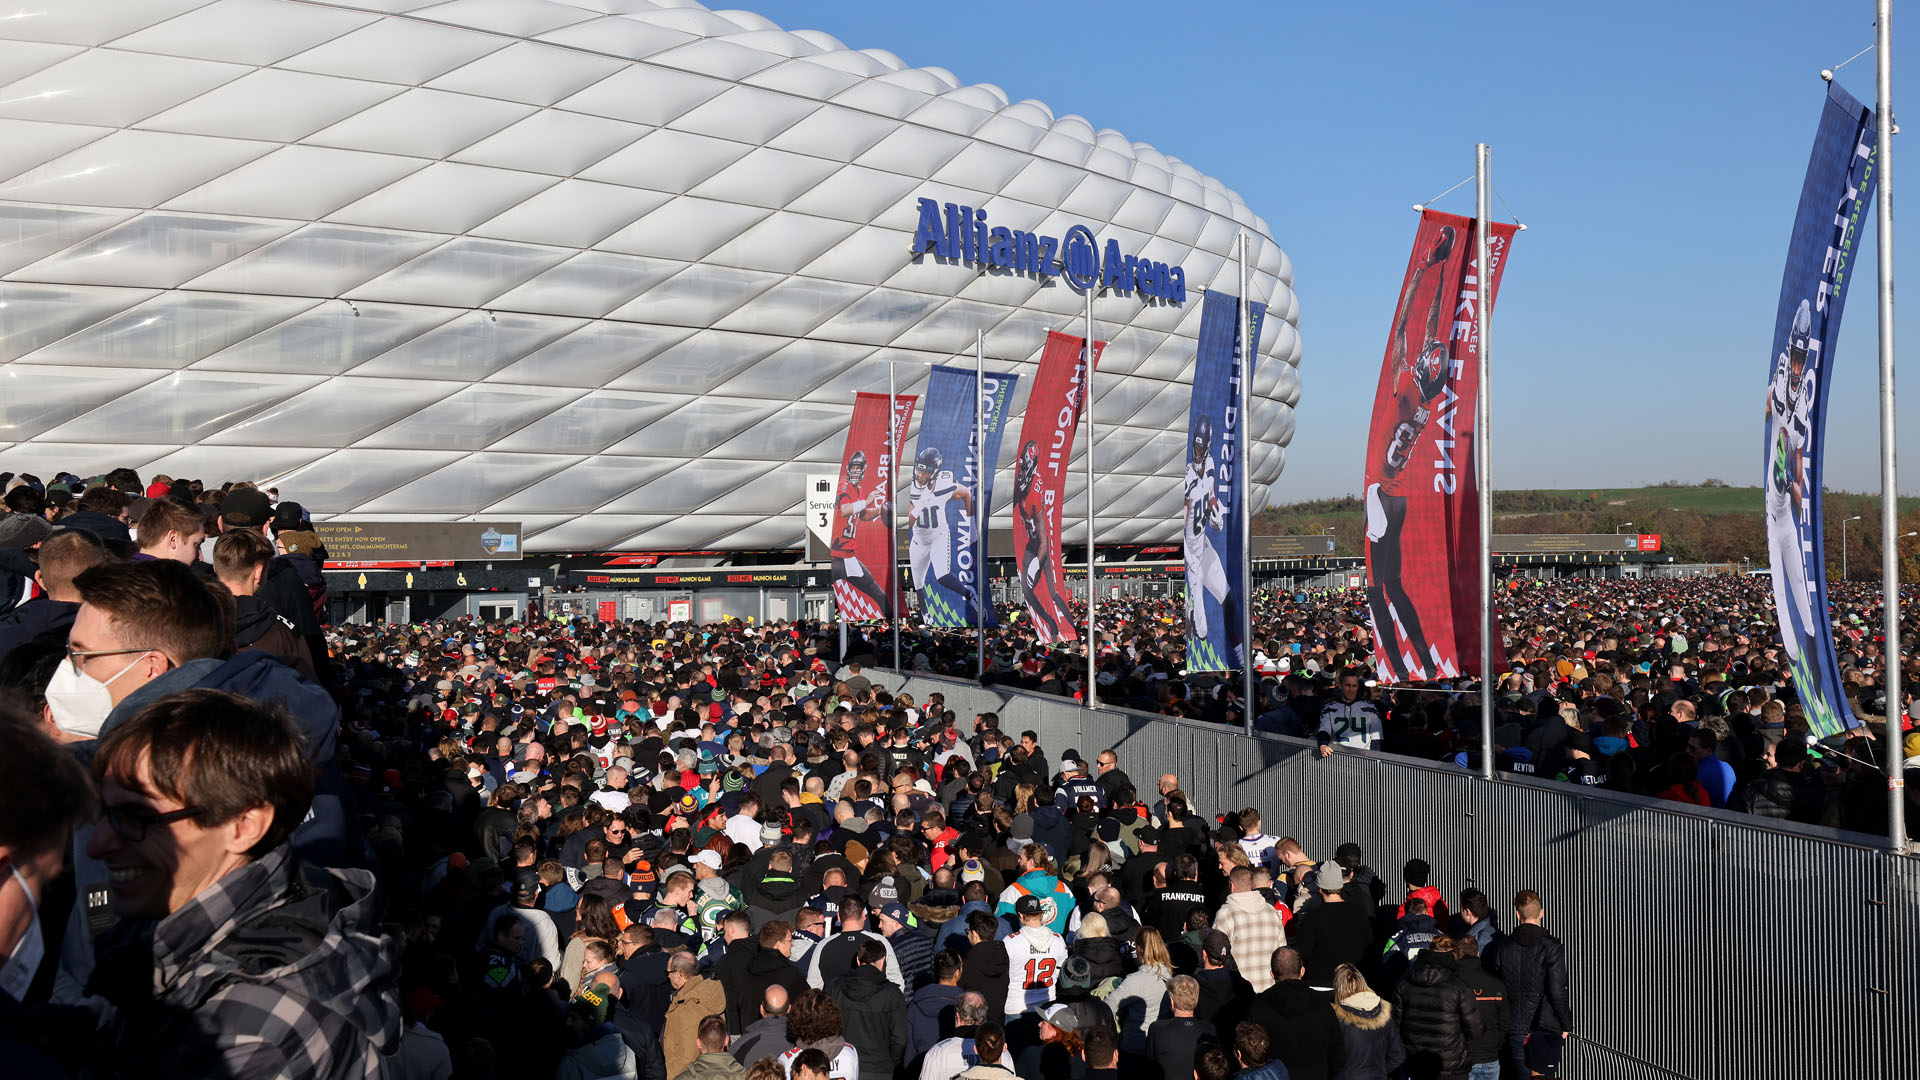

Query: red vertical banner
left=597, top=600, right=616, bottom=623
left=1362, top=209, right=1516, bottom=681
left=1009, top=331, right=1104, bottom=642
left=830, top=391, right=918, bottom=621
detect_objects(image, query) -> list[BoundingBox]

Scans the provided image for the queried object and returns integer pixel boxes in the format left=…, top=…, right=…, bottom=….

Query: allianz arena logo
left=910, top=196, right=1188, bottom=303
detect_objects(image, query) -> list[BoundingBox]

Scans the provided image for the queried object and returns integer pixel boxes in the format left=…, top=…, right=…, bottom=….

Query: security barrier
left=861, top=669, right=1920, bottom=1080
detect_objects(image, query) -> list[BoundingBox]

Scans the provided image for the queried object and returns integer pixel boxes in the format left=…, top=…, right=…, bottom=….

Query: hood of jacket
left=194, top=650, right=339, bottom=765
left=100, top=657, right=225, bottom=735
left=909, top=982, right=964, bottom=1021
left=119, top=843, right=399, bottom=1053
left=232, top=594, right=293, bottom=648
left=959, top=1064, right=1020, bottom=1080
left=1335, top=991, right=1392, bottom=1030
left=798, top=1036, right=847, bottom=1059
left=1396, top=913, right=1439, bottom=937
left=1071, top=936, right=1125, bottom=968
left=1407, top=953, right=1460, bottom=987
left=1014, top=869, right=1061, bottom=896
left=570, top=1028, right=634, bottom=1073
left=752, top=871, right=802, bottom=904
left=835, top=964, right=894, bottom=1004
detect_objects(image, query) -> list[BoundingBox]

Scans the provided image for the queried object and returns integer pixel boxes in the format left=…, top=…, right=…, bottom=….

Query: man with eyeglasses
left=81, top=688, right=401, bottom=1077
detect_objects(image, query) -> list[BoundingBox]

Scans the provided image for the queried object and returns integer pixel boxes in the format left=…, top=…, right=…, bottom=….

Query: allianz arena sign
left=910, top=197, right=1190, bottom=303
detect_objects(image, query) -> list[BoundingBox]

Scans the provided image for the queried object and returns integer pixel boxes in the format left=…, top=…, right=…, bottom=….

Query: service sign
left=804, top=473, right=838, bottom=561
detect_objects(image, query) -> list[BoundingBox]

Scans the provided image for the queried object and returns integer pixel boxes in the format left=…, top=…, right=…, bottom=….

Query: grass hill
left=1257, top=482, right=1920, bottom=576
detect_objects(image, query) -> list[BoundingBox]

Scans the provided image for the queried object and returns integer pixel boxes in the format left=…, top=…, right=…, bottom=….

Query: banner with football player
left=1009, top=331, right=1103, bottom=643
left=1183, top=289, right=1265, bottom=673
left=1763, top=83, right=1877, bottom=738
left=1362, top=209, right=1517, bottom=682
left=830, top=391, right=918, bottom=622
left=912, top=364, right=1019, bottom=628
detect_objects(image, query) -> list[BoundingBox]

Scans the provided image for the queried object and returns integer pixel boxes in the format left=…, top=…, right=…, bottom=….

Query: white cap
left=689, top=849, right=722, bottom=869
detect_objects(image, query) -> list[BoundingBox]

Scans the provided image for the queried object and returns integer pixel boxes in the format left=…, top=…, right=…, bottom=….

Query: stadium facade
left=0, top=0, right=1300, bottom=553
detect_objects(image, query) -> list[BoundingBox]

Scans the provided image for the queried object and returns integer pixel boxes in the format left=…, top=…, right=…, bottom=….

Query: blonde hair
left=1332, top=963, right=1372, bottom=1003
left=1135, top=927, right=1172, bottom=972
left=1077, top=912, right=1109, bottom=939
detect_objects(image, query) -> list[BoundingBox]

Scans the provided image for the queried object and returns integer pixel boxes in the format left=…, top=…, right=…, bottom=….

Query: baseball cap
left=1135, top=826, right=1160, bottom=845
left=404, top=986, right=443, bottom=1020
left=689, top=849, right=722, bottom=870
left=1040, top=1002, right=1085, bottom=1032
left=960, top=859, right=985, bottom=884
left=1013, top=894, right=1044, bottom=918
left=511, top=871, right=540, bottom=900
left=1200, top=929, right=1233, bottom=967
left=1334, top=842, right=1364, bottom=870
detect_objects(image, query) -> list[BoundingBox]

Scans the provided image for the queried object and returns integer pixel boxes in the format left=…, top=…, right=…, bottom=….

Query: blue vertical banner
left=912, top=364, right=1019, bottom=628
left=1764, top=82, right=1877, bottom=738
left=1184, top=290, right=1265, bottom=672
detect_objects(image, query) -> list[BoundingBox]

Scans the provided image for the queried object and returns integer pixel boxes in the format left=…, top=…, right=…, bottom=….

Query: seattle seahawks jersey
left=1766, top=357, right=1817, bottom=516
left=908, top=472, right=961, bottom=538
left=1184, top=456, right=1218, bottom=552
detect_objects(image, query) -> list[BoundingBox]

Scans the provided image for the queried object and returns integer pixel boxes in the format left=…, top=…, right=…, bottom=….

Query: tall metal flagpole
left=890, top=360, right=902, bottom=673
left=1239, top=231, right=1256, bottom=736
left=977, top=329, right=987, bottom=680
left=1085, top=287, right=1098, bottom=708
left=1876, top=0, right=1906, bottom=853
left=1476, top=144, right=1496, bottom=782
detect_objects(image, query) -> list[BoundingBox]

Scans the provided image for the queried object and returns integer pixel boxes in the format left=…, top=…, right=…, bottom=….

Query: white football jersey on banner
left=1001, top=926, right=1068, bottom=1017
left=908, top=472, right=961, bottom=539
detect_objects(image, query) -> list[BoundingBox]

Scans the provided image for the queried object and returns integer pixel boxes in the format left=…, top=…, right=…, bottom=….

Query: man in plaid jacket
left=82, top=689, right=401, bottom=1078
left=1214, top=866, right=1287, bottom=993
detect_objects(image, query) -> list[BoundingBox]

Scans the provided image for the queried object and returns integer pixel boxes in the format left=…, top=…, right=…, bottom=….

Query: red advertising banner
left=1009, top=331, right=1104, bottom=642
left=830, top=391, right=918, bottom=621
left=1363, top=209, right=1517, bottom=681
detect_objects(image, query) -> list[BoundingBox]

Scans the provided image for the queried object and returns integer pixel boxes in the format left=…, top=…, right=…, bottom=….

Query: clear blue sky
left=750, top=0, right=1920, bottom=500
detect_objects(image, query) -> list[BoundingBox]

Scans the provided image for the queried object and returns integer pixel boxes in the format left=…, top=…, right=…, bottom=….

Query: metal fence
left=860, top=670, right=1919, bottom=1080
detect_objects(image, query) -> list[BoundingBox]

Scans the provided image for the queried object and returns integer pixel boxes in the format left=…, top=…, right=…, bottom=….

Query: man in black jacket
left=1245, top=947, right=1346, bottom=1080
left=1491, top=890, right=1570, bottom=1078
left=955, top=909, right=1009, bottom=1025
left=1392, top=943, right=1482, bottom=1079
left=830, top=938, right=907, bottom=1080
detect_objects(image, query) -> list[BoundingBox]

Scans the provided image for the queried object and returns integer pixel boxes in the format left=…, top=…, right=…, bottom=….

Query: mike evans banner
left=1010, top=331, right=1104, bottom=642
left=913, top=364, right=1019, bottom=628
left=1363, top=209, right=1517, bottom=682
left=1184, top=290, right=1266, bottom=672
left=1764, top=83, right=1877, bottom=738
left=830, top=391, right=917, bottom=622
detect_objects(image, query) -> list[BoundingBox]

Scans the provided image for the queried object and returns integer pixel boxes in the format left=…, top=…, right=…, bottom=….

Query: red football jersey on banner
left=1362, top=210, right=1517, bottom=681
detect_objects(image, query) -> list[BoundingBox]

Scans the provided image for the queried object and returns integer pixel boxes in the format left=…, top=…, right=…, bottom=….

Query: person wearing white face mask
left=0, top=706, right=94, bottom=1077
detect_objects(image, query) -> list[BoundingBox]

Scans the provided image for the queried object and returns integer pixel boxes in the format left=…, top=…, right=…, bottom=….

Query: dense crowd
left=0, top=465, right=1908, bottom=1080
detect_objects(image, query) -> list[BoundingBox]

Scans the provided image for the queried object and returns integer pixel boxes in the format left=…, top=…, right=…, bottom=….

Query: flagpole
left=1476, top=144, right=1496, bottom=782
left=977, top=329, right=987, bottom=681
left=1875, top=0, right=1906, bottom=853
left=1239, top=230, right=1256, bottom=737
left=890, top=360, right=902, bottom=673
left=1085, top=286, right=1098, bottom=708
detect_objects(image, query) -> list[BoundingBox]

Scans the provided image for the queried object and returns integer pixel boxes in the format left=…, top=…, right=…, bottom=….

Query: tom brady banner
left=1763, top=83, right=1877, bottom=738
left=913, top=364, right=1019, bottom=628
left=830, top=391, right=917, bottom=622
left=1009, top=331, right=1103, bottom=642
left=1362, top=208, right=1516, bottom=682
left=1184, top=289, right=1265, bottom=673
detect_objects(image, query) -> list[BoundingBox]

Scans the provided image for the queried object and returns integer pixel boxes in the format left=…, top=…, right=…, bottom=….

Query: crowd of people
left=0, top=464, right=1905, bottom=1080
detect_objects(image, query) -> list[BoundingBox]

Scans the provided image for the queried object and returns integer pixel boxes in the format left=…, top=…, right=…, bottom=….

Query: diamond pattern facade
left=0, top=0, right=1302, bottom=552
